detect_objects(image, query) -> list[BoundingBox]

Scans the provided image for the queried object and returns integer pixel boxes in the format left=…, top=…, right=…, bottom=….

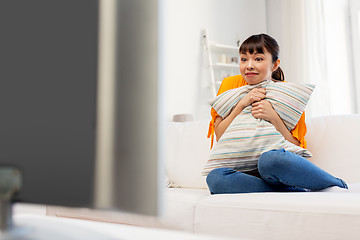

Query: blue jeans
left=206, top=149, right=348, bottom=194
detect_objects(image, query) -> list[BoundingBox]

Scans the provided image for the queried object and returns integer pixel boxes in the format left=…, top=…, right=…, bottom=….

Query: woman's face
left=239, top=49, right=277, bottom=85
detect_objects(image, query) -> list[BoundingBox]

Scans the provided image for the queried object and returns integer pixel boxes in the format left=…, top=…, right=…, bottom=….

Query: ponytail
left=272, top=66, right=285, bottom=81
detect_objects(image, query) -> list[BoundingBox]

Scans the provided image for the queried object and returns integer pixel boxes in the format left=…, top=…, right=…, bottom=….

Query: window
left=304, top=0, right=356, bottom=117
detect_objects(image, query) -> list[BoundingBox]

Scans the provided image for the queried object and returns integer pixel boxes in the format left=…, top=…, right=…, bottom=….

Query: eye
left=240, top=58, right=247, bottom=62
left=255, top=57, right=263, bottom=61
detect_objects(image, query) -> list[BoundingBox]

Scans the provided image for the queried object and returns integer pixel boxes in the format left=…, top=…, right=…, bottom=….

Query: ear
left=272, top=59, right=280, bottom=72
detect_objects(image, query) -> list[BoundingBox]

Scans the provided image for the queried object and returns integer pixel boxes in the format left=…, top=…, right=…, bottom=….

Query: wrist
left=270, top=114, right=284, bottom=131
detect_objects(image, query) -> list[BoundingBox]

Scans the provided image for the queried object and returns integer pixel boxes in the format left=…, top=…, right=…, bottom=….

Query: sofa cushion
left=166, top=121, right=210, bottom=189
left=203, top=81, right=314, bottom=175
left=306, top=114, right=360, bottom=184
left=194, top=192, right=360, bottom=239
left=163, top=188, right=209, bottom=231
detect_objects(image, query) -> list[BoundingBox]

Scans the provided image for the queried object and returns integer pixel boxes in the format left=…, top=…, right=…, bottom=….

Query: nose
left=246, top=60, right=254, bottom=70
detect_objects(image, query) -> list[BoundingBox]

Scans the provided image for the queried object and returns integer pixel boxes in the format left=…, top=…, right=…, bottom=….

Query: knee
left=206, top=167, right=229, bottom=186
left=206, top=168, right=235, bottom=194
left=258, top=149, right=287, bottom=175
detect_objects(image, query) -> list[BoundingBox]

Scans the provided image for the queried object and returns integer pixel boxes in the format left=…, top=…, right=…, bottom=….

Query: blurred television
left=0, top=0, right=162, bottom=217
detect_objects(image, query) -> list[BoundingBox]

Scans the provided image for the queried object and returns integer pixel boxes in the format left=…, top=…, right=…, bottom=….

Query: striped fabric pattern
left=203, top=80, right=315, bottom=176
left=209, top=80, right=270, bottom=120
left=266, top=82, right=315, bottom=130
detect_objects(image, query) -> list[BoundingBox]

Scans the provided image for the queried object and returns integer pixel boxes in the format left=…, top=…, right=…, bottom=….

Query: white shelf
left=210, top=43, right=239, bottom=53
left=212, top=62, right=239, bottom=69
left=202, top=29, right=240, bottom=96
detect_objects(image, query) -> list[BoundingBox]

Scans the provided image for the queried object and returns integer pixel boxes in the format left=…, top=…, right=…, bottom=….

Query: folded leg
left=258, top=149, right=348, bottom=190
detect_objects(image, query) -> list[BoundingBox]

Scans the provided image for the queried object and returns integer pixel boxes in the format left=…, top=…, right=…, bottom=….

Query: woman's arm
left=214, top=88, right=266, bottom=141
left=214, top=108, right=243, bottom=141
left=251, top=100, right=300, bottom=146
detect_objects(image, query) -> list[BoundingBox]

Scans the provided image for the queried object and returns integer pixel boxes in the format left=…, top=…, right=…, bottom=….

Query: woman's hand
left=237, top=88, right=266, bottom=111
left=252, top=100, right=300, bottom=146
left=251, top=100, right=278, bottom=123
left=214, top=88, right=266, bottom=141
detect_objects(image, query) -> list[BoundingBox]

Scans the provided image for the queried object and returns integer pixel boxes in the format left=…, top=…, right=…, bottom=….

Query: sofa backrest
left=165, top=114, right=360, bottom=189
left=165, top=121, right=210, bottom=189
left=306, top=114, right=360, bottom=184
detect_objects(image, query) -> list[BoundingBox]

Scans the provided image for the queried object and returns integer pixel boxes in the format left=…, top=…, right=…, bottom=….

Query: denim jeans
left=206, top=149, right=348, bottom=194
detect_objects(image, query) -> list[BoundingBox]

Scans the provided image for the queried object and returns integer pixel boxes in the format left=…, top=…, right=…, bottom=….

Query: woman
left=206, top=34, right=348, bottom=194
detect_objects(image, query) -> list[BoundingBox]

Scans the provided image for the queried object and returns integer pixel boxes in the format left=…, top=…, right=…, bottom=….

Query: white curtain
left=303, top=0, right=356, bottom=118
left=267, top=0, right=356, bottom=119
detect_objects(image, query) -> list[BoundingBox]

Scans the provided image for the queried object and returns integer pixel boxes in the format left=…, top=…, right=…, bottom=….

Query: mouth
left=245, top=72, right=258, bottom=77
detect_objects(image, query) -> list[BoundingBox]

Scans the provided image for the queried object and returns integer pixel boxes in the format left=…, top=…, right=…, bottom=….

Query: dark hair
left=239, top=34, right=285, bottom=81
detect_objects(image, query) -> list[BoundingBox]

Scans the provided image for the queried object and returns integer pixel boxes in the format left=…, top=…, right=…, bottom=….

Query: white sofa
left=48, top=114, right=360, bottom=240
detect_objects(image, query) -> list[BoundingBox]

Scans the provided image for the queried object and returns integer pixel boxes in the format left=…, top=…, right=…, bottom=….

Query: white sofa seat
left=194, top=192, right=360, bottom=239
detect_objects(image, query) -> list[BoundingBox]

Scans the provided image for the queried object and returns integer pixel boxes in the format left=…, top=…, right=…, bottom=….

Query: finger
left=252, top=101, right=260, bottom=107
left=253, top=92, right=265, bottom=100
left=251, top=107, right=262, bottom=114
left=250, top=96, right=260, bottom=103
left=253, top=88, right=266, bottom=94
left=257, top=88, right=266, bottom=94
left=253, top=100, right=265, bottom=106
left=261, top=100, right=272, bottom=108
left=258, top=94, right=266, bottom=100
left=255, top=93, right=265, bottom=100
left=252, top=112, right=261, bottom=119
left=259, top=90, right=266, bottom=96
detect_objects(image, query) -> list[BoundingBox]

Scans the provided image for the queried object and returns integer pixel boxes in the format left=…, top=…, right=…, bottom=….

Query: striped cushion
left=202, top=80, right=315, bottom=176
